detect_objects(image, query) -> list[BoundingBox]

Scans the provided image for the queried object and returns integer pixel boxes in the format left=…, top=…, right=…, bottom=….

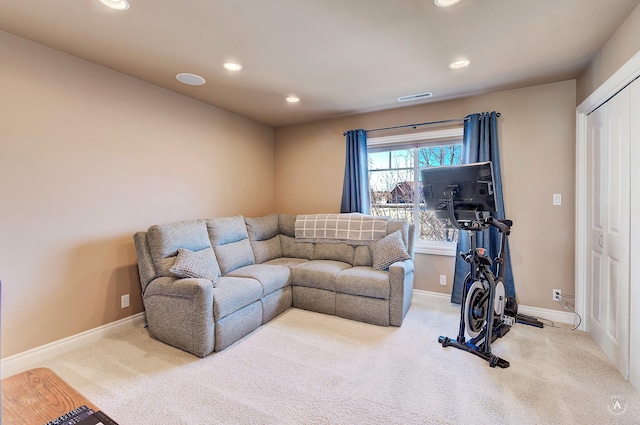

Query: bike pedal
left=502, top=315, right=515, bottom=326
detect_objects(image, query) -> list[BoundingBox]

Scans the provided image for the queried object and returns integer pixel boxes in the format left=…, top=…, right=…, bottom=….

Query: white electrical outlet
left=553, top=194, right=562, bottom=206
left=121, top=294, right=130, bottom=309
left=552, top=289, right=562, bottom=302
left=440, top=275, right=447, bottom=286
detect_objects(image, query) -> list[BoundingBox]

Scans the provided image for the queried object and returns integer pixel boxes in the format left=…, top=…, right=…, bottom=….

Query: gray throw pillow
left=370, top=231, right=410, bottom=271
left=169, top=247, right=220, bottom=285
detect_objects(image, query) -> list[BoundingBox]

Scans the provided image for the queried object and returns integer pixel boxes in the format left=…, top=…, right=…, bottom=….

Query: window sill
left=414, top=241, right=457, bottom=257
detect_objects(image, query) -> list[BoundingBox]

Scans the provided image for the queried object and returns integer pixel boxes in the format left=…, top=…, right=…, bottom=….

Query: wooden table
left=1, top=367, right=101, bottom=425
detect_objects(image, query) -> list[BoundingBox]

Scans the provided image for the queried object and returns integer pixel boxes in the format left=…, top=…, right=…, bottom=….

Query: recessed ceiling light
left=176, top=73, right=206, bottom=86
left=223, top=61, right=243, bottom=71
left=286, top=95, right=300, bottom=103
left=99, top=0, right=130, bottom=10
left=449, top=58, right=470, bottom=69
left=434, top=0, right=462, bottom=7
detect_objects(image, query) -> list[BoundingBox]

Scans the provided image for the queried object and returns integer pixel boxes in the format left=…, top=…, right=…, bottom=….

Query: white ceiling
left=1, top=0, right=638, bottom=127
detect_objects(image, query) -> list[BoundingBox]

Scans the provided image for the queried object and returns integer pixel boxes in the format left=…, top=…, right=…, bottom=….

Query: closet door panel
left=585, top=84, right=630, bottom=380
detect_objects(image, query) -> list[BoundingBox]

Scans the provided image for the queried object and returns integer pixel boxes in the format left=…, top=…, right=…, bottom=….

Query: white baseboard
left=516, top=304, right=576, bottom=326
left=413, top=289, right=576, bottom=325
left=1, top=312, right=147, bottom=379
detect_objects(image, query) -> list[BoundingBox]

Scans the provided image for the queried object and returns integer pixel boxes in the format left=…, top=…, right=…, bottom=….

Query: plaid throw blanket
left=294, top=213, right=387, bottom=245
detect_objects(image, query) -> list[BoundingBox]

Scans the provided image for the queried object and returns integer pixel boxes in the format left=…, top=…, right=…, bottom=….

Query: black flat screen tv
left=420, top=161, right=497, bottom=222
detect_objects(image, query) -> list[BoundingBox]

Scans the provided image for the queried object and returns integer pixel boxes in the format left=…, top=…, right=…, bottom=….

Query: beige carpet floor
left=33, top=293, right=639, bottom=424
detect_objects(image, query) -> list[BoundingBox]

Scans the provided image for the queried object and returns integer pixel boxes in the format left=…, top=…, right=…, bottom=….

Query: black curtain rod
left=366, top=117, right=468, bottom=134
left=342, top=113, right=501, bottom=136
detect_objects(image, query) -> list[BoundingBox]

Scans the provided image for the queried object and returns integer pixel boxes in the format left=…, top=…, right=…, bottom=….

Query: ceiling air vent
left=397, top=92, right=433, bottom=102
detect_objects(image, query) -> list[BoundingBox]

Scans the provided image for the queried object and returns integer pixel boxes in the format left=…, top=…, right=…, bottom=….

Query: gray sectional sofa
left=133, top=213, right=415, bottom=357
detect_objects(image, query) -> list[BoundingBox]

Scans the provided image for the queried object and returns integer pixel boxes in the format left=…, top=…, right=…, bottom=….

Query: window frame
left=367, top=128, right=463, bottom=257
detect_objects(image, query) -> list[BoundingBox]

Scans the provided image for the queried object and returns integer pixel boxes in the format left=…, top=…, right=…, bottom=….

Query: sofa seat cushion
left=264, top=257, right=309, bottom=268
left=291, top=260, right=351, bottom=291
left=336, top=266, right=390, bottom=300
left=212, top=276, right=263, bottom=321
left=226, top=264, right=291, bottom=297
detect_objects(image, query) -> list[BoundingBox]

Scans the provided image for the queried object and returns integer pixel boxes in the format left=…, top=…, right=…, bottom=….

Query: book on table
left=45, top=405, right=118, bottom=425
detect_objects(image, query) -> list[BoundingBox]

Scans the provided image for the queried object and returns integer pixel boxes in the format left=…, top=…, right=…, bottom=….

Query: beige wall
left=0, top=32, right=275, bottom=358
left=577, top=4, right=640, bottom=104
left=274, top=80, right=577, bottom=311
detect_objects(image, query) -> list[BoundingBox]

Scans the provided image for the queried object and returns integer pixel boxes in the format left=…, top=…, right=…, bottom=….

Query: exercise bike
left=420, top=161, right=538, bottom=369
left=437, top=205, right=514, bottom=368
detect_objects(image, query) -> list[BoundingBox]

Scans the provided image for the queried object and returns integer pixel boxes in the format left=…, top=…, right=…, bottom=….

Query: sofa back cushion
left=277, top=214, right=296, bottom=237
left=207, top=216, right=255, bottom=275
left=280, top=235, right=314, bottom=260
left=312, top=242, right=355, bottom=265
left=353, top=245, right=373, bottom=267
left=245, top=214, right=282, bottom=263
left=387, top=220, right=410, bottom=250
left=387, top=220, right=415, bottom=259
left=146, top=219, right=212, bottom=277
left=278, top=214, right=315, bottom=259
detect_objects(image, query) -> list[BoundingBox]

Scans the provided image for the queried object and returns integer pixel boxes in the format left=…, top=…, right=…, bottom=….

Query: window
left=367, top=129, right=463, bottom=255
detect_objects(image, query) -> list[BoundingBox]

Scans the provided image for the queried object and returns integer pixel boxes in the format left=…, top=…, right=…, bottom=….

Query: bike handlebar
left=486, top=216, right=512, bottom=233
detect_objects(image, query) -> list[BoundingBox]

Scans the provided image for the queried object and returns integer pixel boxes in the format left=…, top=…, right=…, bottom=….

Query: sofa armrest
left=143, top=276, right=215, bottom=357
left=388, top=259, right=414, bottom=326
left=144, top=276, right=214, bottom=299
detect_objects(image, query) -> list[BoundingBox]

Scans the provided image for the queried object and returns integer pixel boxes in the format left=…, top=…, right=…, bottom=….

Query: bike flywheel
left=464, top=280, right=487, bottom=338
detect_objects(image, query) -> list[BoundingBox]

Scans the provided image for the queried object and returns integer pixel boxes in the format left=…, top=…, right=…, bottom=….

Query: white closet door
left=586, top=84, right=630, bottom=379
